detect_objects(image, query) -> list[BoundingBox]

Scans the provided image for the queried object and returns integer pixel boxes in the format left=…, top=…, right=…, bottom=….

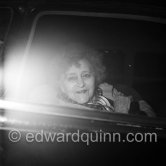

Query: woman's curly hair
left=56, top=43, right=106, bottom=85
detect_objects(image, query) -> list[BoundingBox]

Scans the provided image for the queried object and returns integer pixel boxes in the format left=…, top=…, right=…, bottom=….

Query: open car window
left=4, top=11, right=166, bottom=118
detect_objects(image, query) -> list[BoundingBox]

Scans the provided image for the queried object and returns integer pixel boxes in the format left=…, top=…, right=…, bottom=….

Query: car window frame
left=9, top=10, right=166, bottom=136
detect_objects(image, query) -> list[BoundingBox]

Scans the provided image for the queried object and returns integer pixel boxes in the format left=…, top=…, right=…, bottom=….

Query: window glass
left=7, top=12, right=166, bottom=118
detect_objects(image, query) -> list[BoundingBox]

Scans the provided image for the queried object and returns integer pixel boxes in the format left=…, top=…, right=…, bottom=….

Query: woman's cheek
left=87, top=79, right=95, bottom=97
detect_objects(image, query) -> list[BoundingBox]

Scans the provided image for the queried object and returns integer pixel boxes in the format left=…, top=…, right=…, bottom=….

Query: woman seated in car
left=55, top=43, right=155, bottom=117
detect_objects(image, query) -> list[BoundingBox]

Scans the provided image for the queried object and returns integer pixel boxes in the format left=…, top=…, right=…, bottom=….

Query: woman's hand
left=99, top=83, right=132, bottom=114
left=114, top=95, right=132, bottom=114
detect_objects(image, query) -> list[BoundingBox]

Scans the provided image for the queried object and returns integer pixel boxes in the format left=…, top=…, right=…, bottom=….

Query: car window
left=3, top=11, right=166, bottom=119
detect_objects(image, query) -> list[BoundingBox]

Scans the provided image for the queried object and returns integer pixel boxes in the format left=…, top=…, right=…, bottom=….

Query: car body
left=0, top=0, right=166, bottom=165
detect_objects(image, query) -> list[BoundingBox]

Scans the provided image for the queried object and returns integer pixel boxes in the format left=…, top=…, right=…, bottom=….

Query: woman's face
left=60, top=59, right=95, bottom=104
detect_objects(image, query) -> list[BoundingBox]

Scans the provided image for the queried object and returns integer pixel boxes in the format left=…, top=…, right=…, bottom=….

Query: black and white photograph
left=0, top=0, right=166, bottom=165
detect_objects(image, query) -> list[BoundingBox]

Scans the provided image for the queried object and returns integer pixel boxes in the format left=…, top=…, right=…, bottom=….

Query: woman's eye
left=82, top=73, right=91, bottom=78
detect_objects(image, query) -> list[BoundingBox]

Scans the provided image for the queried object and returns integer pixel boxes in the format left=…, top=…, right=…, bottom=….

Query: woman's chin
left=74, top=98, right=89, bottom=104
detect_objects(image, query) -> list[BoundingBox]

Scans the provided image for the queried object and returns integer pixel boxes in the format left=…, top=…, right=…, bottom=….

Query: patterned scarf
left=57, top=87, right=114, bottom=112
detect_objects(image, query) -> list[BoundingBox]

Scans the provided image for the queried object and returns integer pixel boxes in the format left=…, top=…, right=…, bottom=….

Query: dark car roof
left=1, top=0, right=166, bottom=17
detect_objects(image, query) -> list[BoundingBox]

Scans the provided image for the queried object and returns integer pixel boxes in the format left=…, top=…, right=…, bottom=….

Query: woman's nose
left=76, top=77, right=85, bottom=87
